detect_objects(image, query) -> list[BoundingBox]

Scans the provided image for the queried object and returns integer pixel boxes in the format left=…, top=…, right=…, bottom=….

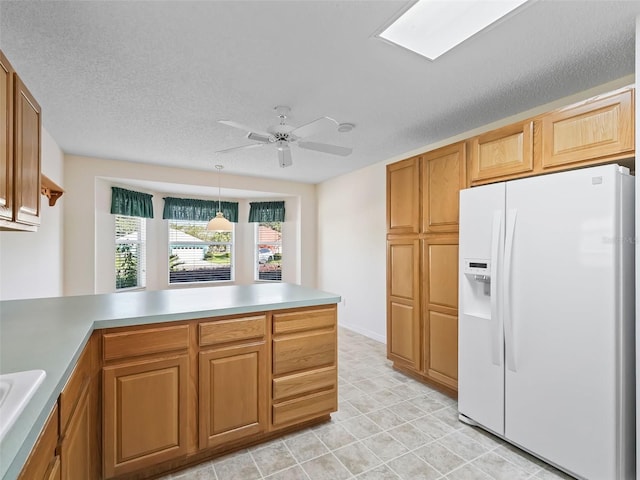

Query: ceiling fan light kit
left=217, top=106, right=353, bottom=168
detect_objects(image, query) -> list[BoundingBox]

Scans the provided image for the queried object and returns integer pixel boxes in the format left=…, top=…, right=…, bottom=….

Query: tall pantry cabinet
left=386, top=142, right=466, bottom=396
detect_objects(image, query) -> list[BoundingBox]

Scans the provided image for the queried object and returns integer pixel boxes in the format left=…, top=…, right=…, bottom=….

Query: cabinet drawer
left=273, top=366, right=336, bottom=401
left=103, top=324, right=189, bottom=361
left=273, top=330, right=335, bottom=375
left=60, top=342, right=92, bottom=433
left=272, top=388, right=337, bottom=427
left=199, top=315, right=266, bottom=346
left=273, top=307, right=336, bottom=335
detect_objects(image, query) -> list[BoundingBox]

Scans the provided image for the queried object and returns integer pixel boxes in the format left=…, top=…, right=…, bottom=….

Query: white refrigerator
left=458, top=164, right=635, bottom=480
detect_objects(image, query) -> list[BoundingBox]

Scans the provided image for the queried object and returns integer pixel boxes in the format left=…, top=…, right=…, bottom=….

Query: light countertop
left=0, top=283, right=340, bottom=480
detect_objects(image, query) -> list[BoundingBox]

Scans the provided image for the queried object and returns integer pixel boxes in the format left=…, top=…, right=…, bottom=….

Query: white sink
left=0, top=370, right=46, bottom=442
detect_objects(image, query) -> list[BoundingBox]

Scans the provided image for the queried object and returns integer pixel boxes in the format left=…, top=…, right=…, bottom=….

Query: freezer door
left=458, top=182, right=505, bottom=435
left=504, top=165, right=629, bottom=479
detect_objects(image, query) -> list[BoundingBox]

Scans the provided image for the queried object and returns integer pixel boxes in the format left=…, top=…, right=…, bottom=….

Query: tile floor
left=160, top=328, right=574, bottom=480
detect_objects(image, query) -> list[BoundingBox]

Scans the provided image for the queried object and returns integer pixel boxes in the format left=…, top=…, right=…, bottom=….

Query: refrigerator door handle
left=490, top=211, right=502, bottom=366
left=504, top=209, right=518, bottom=372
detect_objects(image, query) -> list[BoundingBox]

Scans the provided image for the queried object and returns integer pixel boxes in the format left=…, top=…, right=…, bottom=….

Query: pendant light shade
left=207, top=212, right=233, bottom=231
left=207, top=164, right=233, bottom=232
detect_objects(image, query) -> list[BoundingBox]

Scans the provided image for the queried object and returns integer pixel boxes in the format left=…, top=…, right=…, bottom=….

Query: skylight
left=378, top=0, right=528, bottom=61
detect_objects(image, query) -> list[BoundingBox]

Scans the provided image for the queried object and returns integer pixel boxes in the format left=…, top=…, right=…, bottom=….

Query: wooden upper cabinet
left=421, top=142, right=466, bottom=233
left=387, top=156, right=420, bottom=234
left=0, top=51, right=14, bottom=222
left=469, top=120, right=534, bottom=184
left=540, top=88, right=634, bottom=169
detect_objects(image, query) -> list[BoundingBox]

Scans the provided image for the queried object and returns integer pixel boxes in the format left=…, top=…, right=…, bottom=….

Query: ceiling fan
left=216, top=106, right=353, bottom=168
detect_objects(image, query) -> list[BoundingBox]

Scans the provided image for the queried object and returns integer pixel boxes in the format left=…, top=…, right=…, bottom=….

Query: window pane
left=169, top=220, right=233, bottom=283
left=256, top=222, right=282, bottom=282
left=115, top=215, right=145, bottom=289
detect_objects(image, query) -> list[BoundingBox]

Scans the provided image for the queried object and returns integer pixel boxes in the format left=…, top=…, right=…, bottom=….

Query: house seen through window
left=256, top=222, right=282, bottom=281
left=169, top=220, right=234, bottom=283
left=115, top=215, right=146, bottom=289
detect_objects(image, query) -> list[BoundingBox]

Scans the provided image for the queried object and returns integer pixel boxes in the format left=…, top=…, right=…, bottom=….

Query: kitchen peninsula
left=0, top=283, right=340, bottom=480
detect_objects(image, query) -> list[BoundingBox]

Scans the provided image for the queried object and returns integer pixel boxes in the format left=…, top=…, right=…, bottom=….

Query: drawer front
left=103, top=324, right=189, bottom=362
left=60, top=342, right=92, bottom=433
left=272, top=389, right=337, bottom=427
left=199, top=315, right=266, bottom=347
left=273, top=307, right=336, bottom=335
left=273, top=366, right=336, bottom=401
left=273, top=330, right=335, bottom=375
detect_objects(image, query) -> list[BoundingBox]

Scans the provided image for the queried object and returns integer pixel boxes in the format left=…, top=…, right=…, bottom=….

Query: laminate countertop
left=0, top=283, right=340, bottom=480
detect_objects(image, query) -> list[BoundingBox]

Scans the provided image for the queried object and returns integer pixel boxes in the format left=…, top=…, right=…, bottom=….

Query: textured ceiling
left=0, top=0, right=639, bottom=184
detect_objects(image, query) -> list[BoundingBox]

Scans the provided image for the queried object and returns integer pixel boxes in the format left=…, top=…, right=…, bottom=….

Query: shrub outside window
left=169, top=220, right=234, bottom=283
left=256, top=222, right=282, bottom=281
left=115, top=215, right=146, bottom=289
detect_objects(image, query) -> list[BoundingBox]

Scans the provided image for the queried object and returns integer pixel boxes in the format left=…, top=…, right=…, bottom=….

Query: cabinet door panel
left=199, top=342, right=267, bottom=449
left=422, top=236, right=459, bottom=390
left=61, top=384, right=91, bottom=480
left=470, top=121, right=533, bottom=183
left=426, top=243, right=458, bottom=310
left=541, top=89, right=634, bottom=168
left=425, top=311, right=458, bottom=387
left=387, top=238, right=420, bottom=369
left=103, top=355, right=188, bottom=478
left=0, top=51, right=13, bottom=221
left=387, top=157, right=420, bottom=234
left=14, top=75, right=40, bottom=226
left=422, top=142, right=466, bottom=233
left=18, top=405, right=59, bottom=480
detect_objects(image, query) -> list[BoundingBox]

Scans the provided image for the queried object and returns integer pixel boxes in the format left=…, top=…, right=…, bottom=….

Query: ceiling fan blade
left=298, top=141, right=352, bottom=157
left=290, top=116, right=339, bottom=139
left=277, top=142, right=292, bottom=168
left=219, top=120, right=273, bottom=139
left=215, top=143, right=266, bottom=154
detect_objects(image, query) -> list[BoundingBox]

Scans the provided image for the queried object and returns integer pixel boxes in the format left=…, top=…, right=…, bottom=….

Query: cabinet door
left=14, top=74, right=41, bottom=227
left=387, top=238, right=420, bottom=370
left=422, top=142, right=466, bottom=233
left=540, top=88, right=634, bottom=169
left=469, top=120, right=534, bottom=184
left=387, top=156, right=420, bottom=234
left=199, top=342, right=267, bottom=449
left=18, top=405, right=59, bottom=480
left=0, top=51, right=13, bottom=222
left=60, top=383, right=91, bottom=480
left=422, top=237, right=458, bottom=391
left=103, top=355, right=189, bottom=478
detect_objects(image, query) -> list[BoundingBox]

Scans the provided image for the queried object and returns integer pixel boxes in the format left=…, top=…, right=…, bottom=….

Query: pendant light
left=206, top=165, right=233, bottom=231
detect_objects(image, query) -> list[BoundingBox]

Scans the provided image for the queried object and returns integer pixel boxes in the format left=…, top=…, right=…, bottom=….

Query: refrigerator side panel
left=458, top=182, right=505, bottom=435
left=617, top=171, right=635, bottom=480
left=504, top=165, right=624, bottom=479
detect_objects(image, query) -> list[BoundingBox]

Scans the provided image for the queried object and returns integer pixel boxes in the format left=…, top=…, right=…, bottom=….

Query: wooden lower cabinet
left=422, top=237, right=459, bottom=391
left=103, top=354, right=189, bottom=478
left=199, top=341, right=267, bottom=448
left=60, top=383, right=92, bottom=480
left=18, top=405, right=59, bottom=480
left=271, top=306, right=338, bottom=429
left=386, top=238, right=421, bottom=370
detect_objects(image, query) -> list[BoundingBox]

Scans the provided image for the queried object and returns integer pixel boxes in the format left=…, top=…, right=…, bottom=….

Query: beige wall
left=316, top=75, right=635, bottom=343
left=0, top=128, right=64, bottom=300
left=63, top=155, right=316, bottom=295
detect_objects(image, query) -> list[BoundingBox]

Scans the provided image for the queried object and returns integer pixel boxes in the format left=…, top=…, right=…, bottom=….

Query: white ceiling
left=1, top=0, right=639, bottom=185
